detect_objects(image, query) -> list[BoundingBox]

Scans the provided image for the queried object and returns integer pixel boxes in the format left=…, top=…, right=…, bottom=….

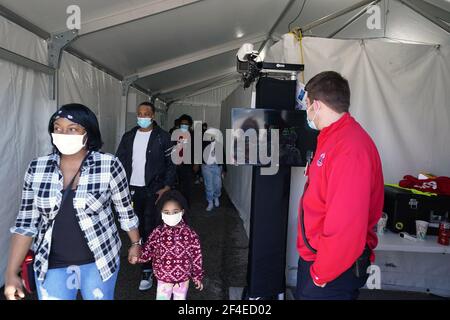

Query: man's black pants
left=176, top=165, right=194, bottom=208
left=130, top=186, right=158, bottom=271
left=295, top=256, right=368, bottom=300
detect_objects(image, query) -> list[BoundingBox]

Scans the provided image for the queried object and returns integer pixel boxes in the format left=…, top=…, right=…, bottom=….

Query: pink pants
left=156, top=280, right=189, bottom=300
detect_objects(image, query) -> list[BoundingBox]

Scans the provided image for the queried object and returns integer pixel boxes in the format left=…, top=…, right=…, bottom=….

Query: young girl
left=132, top=190, right=204, bottom=300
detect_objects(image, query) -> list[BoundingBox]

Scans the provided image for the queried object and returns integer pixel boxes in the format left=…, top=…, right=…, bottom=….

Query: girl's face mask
left=161, top=210, right=183, bottom=227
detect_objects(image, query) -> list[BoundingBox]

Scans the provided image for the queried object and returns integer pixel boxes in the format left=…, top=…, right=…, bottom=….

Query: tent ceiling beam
left=65, top=47, right=124, bottom=80
left=258, top=0, right=297, bottom=52
left=0, top=4, right=50, bottom=39
left=299, top=0, right=377, bottom=33
left=167, top=77, right=240, bottom=104
left=177, top=78, right=240, bottom=100
left=156, top=67, right=237, bottom=95
left=130, top=33, right=266, bottom=79
left=78, top=0, right=204, bottom=36
left=122, top=76, right=139, bottom=96
left=0, top=5, right=167, bottom=103
left=328, top=0, right=382, bottom=38
left=0, top=45, right=54, bottom=75
left=398, top=0, right=450, bottom=34
left=172, top=102, right=221, bottom=108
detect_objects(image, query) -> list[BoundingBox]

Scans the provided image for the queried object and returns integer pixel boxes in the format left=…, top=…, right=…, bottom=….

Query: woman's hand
left=155, top=186, right=170, bottom=203
left=4, top=273, right=26, bottom=300
left=128, top=245, right=141, bottom=265
left=193, top=279, right=204, bottom=291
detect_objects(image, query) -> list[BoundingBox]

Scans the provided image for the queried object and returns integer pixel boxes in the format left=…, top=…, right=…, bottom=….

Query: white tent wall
left=265, top=34, right=450, bottom=287
left=168, top=104, right=220, bottom=130
left=154, top=99, right=167, bottom=130
left=168, top=83, right=238, bottom=131
left=59, top=52, right=125, bottom=154
left=0, top=20, right=55, bottom=287
left=220, top=84, right=255, bottom=236
left=0, top=15, right=47, bottom=64
left=125, top=87, right=151, bottom=132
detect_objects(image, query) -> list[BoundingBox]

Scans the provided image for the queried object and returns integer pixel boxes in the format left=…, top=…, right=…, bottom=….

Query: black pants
left=130, top=186, right=158, bottom=271
left=295, top=256, right=368, bottom=300
left=176, top=165, right=194, bottom=208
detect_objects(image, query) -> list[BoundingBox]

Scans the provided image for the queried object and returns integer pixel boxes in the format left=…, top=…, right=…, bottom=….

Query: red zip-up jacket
left=297, top=112, right=384, bottom=285
left=138, top=220, right=204, bottom=283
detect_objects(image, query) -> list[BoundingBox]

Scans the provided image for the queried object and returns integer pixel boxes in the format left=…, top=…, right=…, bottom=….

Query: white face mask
left=161, top=211, right=183, bottom=227
left=307, top=101, right=321, bottom=131
left=51, top=133, right=87, bottom=155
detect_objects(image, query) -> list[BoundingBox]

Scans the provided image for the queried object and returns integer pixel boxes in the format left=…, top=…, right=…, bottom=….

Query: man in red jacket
left=296, top=71, right=384, bottom=300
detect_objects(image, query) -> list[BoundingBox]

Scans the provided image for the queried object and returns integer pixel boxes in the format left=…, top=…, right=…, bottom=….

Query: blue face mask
left=307, top=102, right=320, bottom=131
left=137, top=117, right=152, bottom=129
left=180, top=124, right=190, bottom=132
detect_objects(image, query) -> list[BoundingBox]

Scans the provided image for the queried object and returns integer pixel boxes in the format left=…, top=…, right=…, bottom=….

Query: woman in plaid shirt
left=4, top=104, right=142, bottom=300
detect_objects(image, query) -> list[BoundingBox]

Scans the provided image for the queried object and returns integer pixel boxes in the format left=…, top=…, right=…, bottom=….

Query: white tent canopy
left=1, top=0, right=449, bottom=104
left=0, top=0, right=449, bottom=290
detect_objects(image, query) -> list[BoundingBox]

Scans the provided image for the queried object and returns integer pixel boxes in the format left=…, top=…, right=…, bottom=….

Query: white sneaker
left=214, top=198, right=220, bottom=207
left=206, top=201, right=214, bottom=211
left=139, top=271, right=153, bottom=291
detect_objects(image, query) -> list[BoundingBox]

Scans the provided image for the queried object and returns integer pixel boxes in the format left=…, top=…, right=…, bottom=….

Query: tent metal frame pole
left=0, top=4, right=122, bottom=80
left=0, top=4, right=166, bottom=104
left=300, top=0, right=376, bottom=32
left=0, top=46, right=55, bottom=75
left=397, top=0, right=450, bottom=34
left=258, top=0, right=297, bottom=52
left=328, top=0, right=382, bottom=38
left=65, top=47, right=124, bottom=81
left=0, top=4, right=50, bottom=39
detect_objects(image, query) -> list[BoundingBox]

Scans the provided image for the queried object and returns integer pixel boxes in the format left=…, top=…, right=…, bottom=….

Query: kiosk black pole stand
left=243, top=77, right=297, bottom=300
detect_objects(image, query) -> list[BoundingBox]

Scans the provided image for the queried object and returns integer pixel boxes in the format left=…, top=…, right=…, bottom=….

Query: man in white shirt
left=116, top=102, right=176, bottom=291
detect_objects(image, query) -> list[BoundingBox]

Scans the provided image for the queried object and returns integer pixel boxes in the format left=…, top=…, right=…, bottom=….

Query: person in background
left=202, top=128, right=226, bottom=211
left=174, top=114, right=199, bottom=207
left=130, top=190, right=204, bottom=300
left=169, top=118, right=180, bottom=135
left=4, top=103, right=141, bottom=300
left=194, top=123, right=209, bottom=185
left=116, top=102, right=176, bottom=292
left=296, top=71, right=384, bottom=300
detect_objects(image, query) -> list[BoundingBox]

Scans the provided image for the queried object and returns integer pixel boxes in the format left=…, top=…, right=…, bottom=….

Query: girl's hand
left=194, top=279, right=203, bottom=291
left=129, top=256, right=139, bottom=264
left=128, top=245, right=141, bottom=264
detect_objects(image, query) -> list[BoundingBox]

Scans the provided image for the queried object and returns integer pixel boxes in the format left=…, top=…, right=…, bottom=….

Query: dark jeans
left=130, top=186, right=158, bottom=271
left=295, top=256, right=368, bottom=300
left=176, top=165, right=194, bottom=208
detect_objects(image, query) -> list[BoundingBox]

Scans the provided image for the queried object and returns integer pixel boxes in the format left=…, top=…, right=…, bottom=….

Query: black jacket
left=116, top=125, right=176, bottom=191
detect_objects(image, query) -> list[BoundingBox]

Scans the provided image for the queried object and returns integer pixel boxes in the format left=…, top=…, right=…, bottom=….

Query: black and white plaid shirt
left=11, top=151, right=139, bottom=282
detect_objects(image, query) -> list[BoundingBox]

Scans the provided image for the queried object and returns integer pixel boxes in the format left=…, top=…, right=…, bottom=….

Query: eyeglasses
left=161, top=210, right=183, bottom=215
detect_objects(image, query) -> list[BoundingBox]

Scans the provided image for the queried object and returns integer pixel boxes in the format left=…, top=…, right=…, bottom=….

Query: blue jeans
left=201, top=164, right=222, bottom=202
left=35, top=262, right=119, bottom=300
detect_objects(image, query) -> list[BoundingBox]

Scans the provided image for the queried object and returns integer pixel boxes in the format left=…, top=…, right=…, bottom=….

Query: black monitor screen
left=231, top=108, right=318, bottom=167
